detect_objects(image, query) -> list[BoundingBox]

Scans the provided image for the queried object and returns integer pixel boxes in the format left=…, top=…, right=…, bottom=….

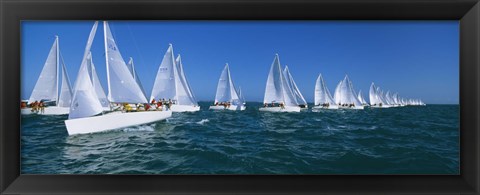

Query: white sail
left=214, top=64, right=242, bottom=105
left=369, top=83, right=379, bottom=105
left=151, top=44, right=195, bottom=106
left=69, top=21, right=103, bottom=119
left=263, top=54, right=284, bottom=104
left=104, top=21, right=148, bottom=103
left=57, top=55, right=73, bottom=107
left=314, top=74, right=336, bottom=106
left=357, top=90, right=368, bottom=105
left=237, top=86, right=246, bottom=104
left=283, top=66, right=307, bottom=105
left=215, top=64, right=232, bottom=103
left=175, top=55, right=198, bottom=106
left=126, top=57, right=147, bottom=98
left=334, top=75, right=362, bottom=106
left=28, top=36, right=59, bottom=104
left=151, top=44, right=176, bottom=102
left=86, top=52, right=109, bottom=108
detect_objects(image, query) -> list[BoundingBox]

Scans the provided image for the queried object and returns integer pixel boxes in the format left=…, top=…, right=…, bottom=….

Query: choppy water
left=21, top=103, right=459, bottom=174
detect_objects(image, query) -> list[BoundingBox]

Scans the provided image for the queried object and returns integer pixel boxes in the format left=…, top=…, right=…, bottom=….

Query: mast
left=170, top=44, right=179, bottom=104
left=103, top=21, right=112, bottom=102
left=55, top=35, right=60, bottom=106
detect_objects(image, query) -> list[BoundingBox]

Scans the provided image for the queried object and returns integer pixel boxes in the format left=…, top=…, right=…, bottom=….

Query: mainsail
left=86, top=52, right=109, bottom=108
left=29, top=36, right=59, bottom=104
left=369, top=83, right=380, bottom=105
left=104, top=21, right=148, bottom=104
left=357, top=90, right=368, bottom=105
left=214, top=64, right=242, bottom=105
left=314, top=74, right=336, bottom=106
left=57, top=54, right=73, bottom=107
left=283, top=66, right=307, bottom=105
left=175, top=55, right=198, bottom=106
left=69, top=21, right=104, bottom=119
left=126, top=57, right=147, bottom=98
left=263, top=54, right=298, bottom=106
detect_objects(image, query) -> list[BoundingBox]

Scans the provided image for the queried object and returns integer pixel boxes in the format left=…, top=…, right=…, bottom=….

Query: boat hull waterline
left=209, top=105, right=246, bottom=111
left=312, top=105, right=339, bottom=110
left=259, top=106, right=301, bottom=112
left=64, top=110, right=172, bottom=135
left=21, top=107, right=70, bottom=115
left=169, top=105, right=201, bottom=112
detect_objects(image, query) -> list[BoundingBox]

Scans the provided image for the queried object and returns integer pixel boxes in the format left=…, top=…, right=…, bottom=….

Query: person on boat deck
left=144, top=103, right=151, bottom=111
left=136, top=103, right=144, bottom=111
left=271, top=102, right=275, bottom=107
left=20, top=102, right=27, bottom=109
left=280, top=102, right=285, bottom=109
left=151, top=99, right=156, bottom=104
left=123, top=103, right=132, bottom=112
left=215, top=102, right=218, bottom=106
left=263, top=103, right=267, bottom=107
left=156, top=100, right=162, bottom=110
left=166, top=99, right=172, bottom=109
left=379, top=103, right=383, bottom=106
left=39, top=101, right=45, bottom=113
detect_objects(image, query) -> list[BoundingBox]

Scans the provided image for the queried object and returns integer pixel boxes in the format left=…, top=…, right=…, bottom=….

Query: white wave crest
left=196, top=119, right=209, bottom=125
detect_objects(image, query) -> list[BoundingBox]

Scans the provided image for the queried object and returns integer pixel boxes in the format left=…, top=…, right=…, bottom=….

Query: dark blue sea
left=21, top=103, right=459, bottom=174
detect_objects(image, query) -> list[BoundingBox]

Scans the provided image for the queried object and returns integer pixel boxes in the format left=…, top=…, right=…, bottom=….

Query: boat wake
left=196, top=119, right=209, bottom=125
left=121, top=124, right=156, bottom=132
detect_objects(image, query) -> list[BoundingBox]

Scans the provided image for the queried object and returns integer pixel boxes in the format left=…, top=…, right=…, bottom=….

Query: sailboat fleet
left=21, top=21, right=426, bottom=135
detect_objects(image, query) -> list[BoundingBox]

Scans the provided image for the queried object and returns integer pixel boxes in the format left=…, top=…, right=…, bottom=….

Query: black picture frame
left=1, top=0, right=478, bottom=194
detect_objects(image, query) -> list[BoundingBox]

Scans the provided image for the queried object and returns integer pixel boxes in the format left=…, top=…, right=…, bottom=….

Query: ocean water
left=21, top=103, right=459, bottom=174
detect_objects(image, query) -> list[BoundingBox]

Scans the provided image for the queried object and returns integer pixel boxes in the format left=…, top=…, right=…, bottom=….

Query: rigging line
left=127, top=23, right=146, bottom=72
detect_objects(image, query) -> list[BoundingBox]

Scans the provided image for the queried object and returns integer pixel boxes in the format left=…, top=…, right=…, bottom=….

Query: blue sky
left=21, top=21, right=459, bottom=104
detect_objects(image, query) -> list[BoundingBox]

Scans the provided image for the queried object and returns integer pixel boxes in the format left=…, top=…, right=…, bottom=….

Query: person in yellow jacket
left=123, top=103, right=132, bottom=112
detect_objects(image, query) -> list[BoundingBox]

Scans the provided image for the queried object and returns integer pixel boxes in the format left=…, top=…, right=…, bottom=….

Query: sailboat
left=209, top=63, right=246, bottom=111
left=283, top=66, right=308, bottom=109
left=259, top=54, right=300, bottom=112
left=237, top=86, right=246, bottom=105
left=357, top=90, right=369, bottom=106
left=369, top=83, right=391, bottom=108
left=126, top=57, right=147, bottom=98
left=333, top=75, right=364, bottom=109
left=150, top=45, right=200, bottom=112
left=312, top=74, right=338, bottom=110
left=22, top=36, right=73, bottom=115
left=64, top=21, right=172, bottom=135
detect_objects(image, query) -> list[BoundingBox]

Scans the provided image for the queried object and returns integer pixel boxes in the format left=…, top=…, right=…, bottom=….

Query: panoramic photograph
left=20, top=21, right=458, bottom=174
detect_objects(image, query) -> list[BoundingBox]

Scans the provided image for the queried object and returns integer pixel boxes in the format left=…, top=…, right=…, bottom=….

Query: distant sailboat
left=237, top=86, right=246, bottom=105
left=312, top=74, right=338, bottom=110
left=369, top=83, right=391, bottom=108
left=126, top=57, right=147, bottom=99
left=259, top=54, right=300, bottom=112
left=357, top=90, right=369, bottom=106
left=64, top=21, right=172, bottom=135
left=333, top=75, right=364, bottom=109
left=209, top=63, right=246, bottom=111
left=150, top=44, right=200, bottom=112
left=22, top=36, right=73, bottom=115
left=283, top=66, right=308, bottom=109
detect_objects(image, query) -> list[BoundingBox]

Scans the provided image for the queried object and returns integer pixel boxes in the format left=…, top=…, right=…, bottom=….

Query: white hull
left=169, top=105, right=200, bottom=112
left=312, top=105, right=339, bottom=110
left=259, top=106, right=301, bottom=112
left=370, top=105, right=393, bottom=108
left=209, top=105, right=246, bottom=111
left=338, top=105, right=364, bottom=110
left=64, top=110, right=172, bottom=135
left=21, top=107, right=70, bottom=115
